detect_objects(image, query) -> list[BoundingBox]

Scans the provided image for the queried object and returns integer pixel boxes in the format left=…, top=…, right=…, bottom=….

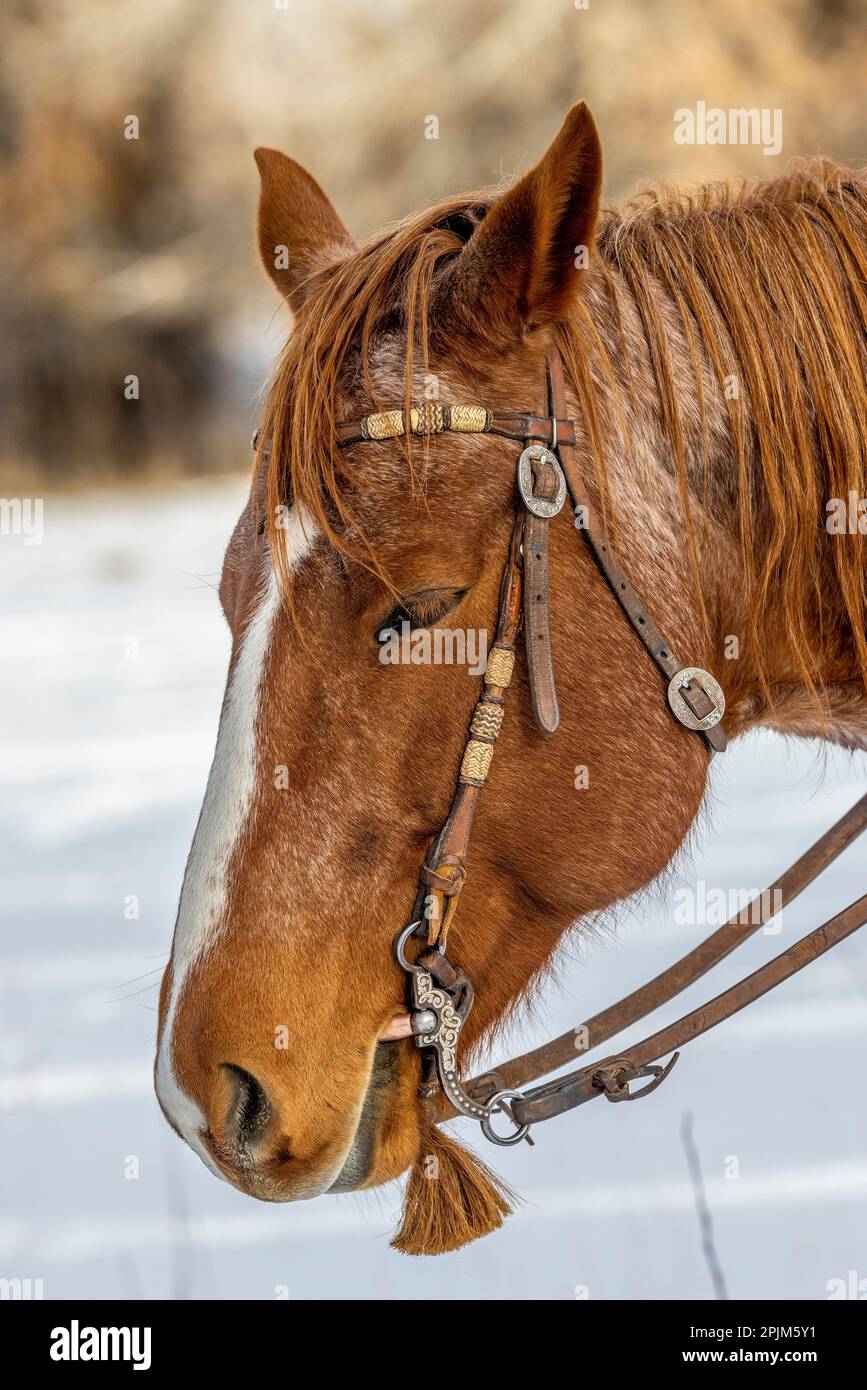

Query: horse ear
left=446, top=102, right=603, bottom=344
left=254, top=148, right=356, bottom=311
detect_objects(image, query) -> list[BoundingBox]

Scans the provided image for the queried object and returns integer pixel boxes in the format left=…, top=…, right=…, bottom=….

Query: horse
left=155, top=102, right=867, bottom=1253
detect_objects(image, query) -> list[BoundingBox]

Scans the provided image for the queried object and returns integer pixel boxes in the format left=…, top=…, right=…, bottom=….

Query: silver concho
left=667, top=667, right=725, bottom=731
left=517, top=445, right=567, bottom=518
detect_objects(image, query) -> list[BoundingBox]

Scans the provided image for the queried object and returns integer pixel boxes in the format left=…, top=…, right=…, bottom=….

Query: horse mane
left=262, top=157, right=867, bottom=705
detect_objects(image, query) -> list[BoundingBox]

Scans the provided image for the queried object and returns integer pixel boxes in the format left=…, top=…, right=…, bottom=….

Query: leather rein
left=258, top=346, right=867, bottom=1147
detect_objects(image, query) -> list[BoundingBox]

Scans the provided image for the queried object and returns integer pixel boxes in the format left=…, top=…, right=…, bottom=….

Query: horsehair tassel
left=391, top=1125, right=516, bottom=1256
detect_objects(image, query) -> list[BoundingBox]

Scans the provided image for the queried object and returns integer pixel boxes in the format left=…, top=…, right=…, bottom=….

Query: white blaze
left=156, top=513, right=314, bottom=1167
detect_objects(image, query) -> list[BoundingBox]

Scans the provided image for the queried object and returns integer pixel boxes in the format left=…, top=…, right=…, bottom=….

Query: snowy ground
left=1, top=476, right=866, bottom=1301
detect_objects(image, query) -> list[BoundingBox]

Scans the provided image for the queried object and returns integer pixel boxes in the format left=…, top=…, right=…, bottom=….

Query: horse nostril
left=222, top=1064, right=272, bottom=1145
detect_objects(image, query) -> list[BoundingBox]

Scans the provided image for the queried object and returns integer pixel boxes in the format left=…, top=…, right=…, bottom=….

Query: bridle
left=259, top=346, right=867, bottom=1148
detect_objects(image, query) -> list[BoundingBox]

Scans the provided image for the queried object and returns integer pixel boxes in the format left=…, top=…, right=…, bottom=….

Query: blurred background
left=1, top=0, right=866, bottom=1300
left=2, top=0, right=867, bottom=486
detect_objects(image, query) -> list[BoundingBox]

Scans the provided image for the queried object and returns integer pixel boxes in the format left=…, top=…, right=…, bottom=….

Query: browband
left=335, top=407, right=577, bottom=448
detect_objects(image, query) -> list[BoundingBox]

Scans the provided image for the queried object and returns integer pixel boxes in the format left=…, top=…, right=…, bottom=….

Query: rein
left=427, top=792, right=867, bottom=1137
left=260, top=346, right=867, bottom=1148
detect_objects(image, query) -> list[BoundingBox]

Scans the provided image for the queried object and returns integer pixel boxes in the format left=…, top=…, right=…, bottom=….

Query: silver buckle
left=517, top=445, right=566, bottom=518
left=667, top=667, right=725, bottom=732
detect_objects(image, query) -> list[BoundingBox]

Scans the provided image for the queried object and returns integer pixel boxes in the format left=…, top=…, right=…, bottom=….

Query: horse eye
left=375, top=589, right=466, bottom=642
